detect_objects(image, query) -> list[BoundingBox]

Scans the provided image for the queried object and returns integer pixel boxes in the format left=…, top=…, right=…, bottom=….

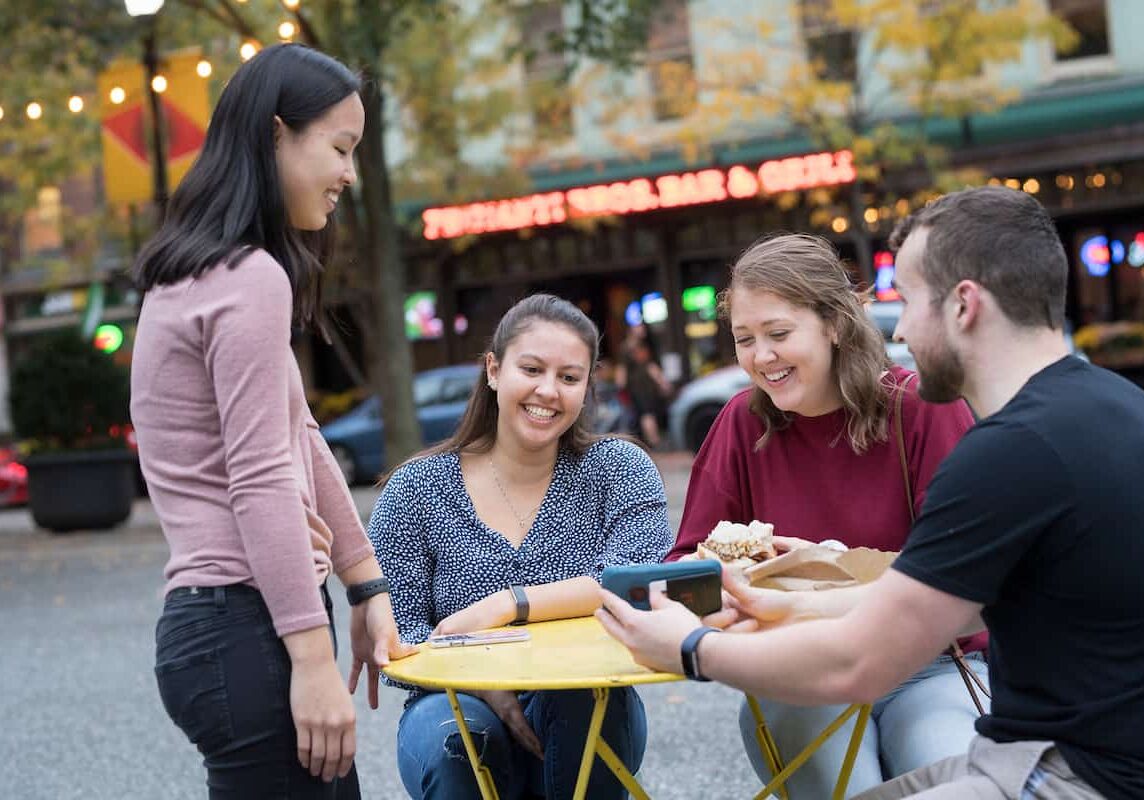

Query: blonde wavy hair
left=718, top=233, right=894, bottom=453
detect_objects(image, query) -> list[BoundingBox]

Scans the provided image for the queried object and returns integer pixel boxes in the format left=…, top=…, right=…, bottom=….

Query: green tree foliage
left=169, top=0, right=661, bottom=467
left=10, top=330, right=130, bottom=452
left=3, top=0, right=662, bottom=467
left=609, top=0, right=1076, bottom=281
left=0, top=0, right=248, bottom=272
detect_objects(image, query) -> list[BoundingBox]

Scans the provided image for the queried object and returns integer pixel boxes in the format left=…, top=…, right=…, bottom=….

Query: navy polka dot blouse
left=367, top=438, right=671, bottom=664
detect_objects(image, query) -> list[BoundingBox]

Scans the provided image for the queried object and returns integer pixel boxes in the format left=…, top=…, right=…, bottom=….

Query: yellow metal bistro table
left=382, top=616, right=682, bottom=800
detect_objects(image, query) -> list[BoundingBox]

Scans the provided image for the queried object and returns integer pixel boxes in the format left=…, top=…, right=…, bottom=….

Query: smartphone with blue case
left=601, top=560, right=723, bottom=616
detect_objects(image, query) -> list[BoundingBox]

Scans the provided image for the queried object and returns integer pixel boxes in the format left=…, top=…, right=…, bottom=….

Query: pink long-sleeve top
left=130, top=249, right=373, bottom=637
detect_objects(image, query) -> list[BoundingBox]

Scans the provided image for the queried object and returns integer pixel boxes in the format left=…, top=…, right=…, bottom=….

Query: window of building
left=800, top=0, right=857, bottom=83
left=1050, top=0, right=1110, bottom=61
left=647, top=0, right=697, bottom=121
left=522, top=2, right=573, bottom=139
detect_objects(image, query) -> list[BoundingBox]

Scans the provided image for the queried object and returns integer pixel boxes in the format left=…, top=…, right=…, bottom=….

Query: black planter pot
left=24, top=449, right=137, bottom=533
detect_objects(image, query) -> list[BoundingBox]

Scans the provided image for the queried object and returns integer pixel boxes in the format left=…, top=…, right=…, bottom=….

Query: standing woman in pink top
left=130, top=44, right=413, bottom=798
left=665, top=234, right=986, bottom=798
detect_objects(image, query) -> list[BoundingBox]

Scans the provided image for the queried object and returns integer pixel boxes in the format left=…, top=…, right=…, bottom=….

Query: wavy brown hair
left=379, top=294, right=607, bottom=486
left=719, top=233, right=894, bottom=453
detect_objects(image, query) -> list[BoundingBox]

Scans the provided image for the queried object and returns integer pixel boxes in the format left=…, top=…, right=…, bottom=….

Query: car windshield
left=867, top=302, right=902, bottom=342
left=413, top=375, right=443, bottom=407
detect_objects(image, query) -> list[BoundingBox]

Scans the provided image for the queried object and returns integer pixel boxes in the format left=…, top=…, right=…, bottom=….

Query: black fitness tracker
left=680, top=625, right=720, bottom=681
left=346, top=576, right=391, bottom=606
left=509, top=585, right=530, bottom=625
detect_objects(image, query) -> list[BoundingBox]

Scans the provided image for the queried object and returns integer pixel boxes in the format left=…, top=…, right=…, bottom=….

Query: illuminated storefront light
left=1128, top=233, right=1144, bottom=269
left=641, top=292, right=669, bottom=325
left=1080, top=235, right=1111, bottom=277
left=94, top=324, right=125, bottom=354
left=421, top=149, right=857, bottom=240
left=874, top=251, right=901, bottom=302
left=681, top=285, right=717, bottom=316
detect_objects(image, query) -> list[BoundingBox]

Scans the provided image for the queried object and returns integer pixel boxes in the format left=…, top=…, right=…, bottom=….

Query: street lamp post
left=124, top=0, right=168, bottom=221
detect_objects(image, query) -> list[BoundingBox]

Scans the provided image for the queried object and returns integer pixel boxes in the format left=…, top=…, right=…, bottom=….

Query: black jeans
left=154, top=583, right=360, bottom=799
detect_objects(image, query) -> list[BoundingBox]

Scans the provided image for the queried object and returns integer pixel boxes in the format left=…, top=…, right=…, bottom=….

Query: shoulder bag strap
left=894, top=372, right=990, bottom=716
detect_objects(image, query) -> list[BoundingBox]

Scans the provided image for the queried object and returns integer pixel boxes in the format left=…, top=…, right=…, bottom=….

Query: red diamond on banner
left=101, top=99, right=204, bottom=164
left=163, top=98, right=205, bottom=160
left=103, top=104, right=149, bottom=164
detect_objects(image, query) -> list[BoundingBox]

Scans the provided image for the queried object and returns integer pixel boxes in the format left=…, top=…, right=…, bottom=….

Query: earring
left=488, top=379, right=498, bottom=391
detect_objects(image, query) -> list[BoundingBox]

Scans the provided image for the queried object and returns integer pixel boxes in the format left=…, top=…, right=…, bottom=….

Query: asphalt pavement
left=0, top=451, right=765, bottom=799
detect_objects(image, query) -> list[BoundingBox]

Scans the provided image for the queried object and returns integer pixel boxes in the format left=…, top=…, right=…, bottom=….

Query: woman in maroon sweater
left=668, top=234, right=986, bottom=797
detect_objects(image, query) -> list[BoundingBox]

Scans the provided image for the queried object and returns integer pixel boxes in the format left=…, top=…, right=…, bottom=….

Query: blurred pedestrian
left=369, top=294, right=672, bottom=800
left=618, top=339, right=673, bottom=449
left=131, top=43, right=413, bottom=798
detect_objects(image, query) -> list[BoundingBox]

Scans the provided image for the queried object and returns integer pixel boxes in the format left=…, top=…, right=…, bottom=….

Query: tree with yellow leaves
left=626, top=0, right=1077, bottom=281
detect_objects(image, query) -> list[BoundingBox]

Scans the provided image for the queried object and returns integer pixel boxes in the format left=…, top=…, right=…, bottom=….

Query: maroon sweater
left=669, top=367, right=985, bottom=652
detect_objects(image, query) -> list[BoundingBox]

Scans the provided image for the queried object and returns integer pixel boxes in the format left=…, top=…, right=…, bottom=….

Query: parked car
left=668, top=301, right=1087, bottom=453
left=0, top=447, right=28, bottom=508
left=321, top=364, right=481, bottom=485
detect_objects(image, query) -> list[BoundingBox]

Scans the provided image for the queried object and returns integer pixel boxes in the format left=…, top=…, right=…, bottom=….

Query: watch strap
left=680, top=625, right=720, bottom=681
left=345, top=576, right=390, bottom=606
left=509, top=585, right=530, bottom=625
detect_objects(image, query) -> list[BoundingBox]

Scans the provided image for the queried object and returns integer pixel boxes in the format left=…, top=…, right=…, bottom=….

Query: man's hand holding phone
left=600, top=561, right=723, bottom=617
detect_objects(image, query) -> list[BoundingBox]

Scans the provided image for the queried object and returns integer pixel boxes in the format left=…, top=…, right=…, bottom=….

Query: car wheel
left=685, top=404, right=723, bottom=453
left=330, top=445, right=358, bottom=486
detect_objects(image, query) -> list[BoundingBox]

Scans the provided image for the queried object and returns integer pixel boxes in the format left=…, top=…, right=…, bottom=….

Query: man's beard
left=915, top=337, right=965, bottom=404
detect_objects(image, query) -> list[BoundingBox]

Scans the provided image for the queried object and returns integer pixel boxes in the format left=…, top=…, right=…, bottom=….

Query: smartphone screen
left=663, top=573, right=722, bottom=616
left=427, top=630, right=532, bottom=648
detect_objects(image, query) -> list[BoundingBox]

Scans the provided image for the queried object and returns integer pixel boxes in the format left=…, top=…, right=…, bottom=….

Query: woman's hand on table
left=348, top=593, right=417, bottom=710
left=433, top=591, right=515, bottom=637
left=472, top=690, right=544, bottom=760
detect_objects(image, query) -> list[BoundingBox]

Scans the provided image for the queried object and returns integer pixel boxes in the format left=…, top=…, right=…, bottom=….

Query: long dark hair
left=382, top=294, right=608, bottom=485
left=132, top=44, right=360, bottom=329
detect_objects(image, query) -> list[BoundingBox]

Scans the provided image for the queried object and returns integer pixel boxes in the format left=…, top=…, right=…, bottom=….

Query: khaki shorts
left=851, top=736, right=1103, bottom=800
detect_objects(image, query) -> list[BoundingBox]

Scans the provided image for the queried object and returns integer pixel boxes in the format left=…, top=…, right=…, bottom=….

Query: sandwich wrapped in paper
left=696, top=520, right=777, bottom=569
left=743, top=545, right=898, bottom=591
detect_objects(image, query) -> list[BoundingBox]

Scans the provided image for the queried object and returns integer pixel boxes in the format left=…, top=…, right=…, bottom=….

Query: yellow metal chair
left=745, top=694, right=872, bottom=800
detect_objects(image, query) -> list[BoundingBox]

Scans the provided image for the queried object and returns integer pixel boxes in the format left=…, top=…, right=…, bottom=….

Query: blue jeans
left=739, top=652, right=990, bottom=799
left=154, top=583, right=359, bottom=799
left=397, top=688, right=647, bottom=800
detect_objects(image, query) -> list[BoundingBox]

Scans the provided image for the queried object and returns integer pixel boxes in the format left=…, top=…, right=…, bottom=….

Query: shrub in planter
left=9, top=331, right=136, bottom=532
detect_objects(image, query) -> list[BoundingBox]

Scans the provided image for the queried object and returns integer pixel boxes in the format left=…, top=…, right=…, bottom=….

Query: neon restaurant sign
left=422, top=149, right=856, bottom=241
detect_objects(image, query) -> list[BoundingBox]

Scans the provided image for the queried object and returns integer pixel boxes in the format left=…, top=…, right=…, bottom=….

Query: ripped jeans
left=396, top=688, right=647, bottom=800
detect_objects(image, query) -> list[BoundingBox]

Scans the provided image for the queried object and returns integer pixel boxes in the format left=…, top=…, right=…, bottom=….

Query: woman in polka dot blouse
left=368, top=294, right=672, bottom=800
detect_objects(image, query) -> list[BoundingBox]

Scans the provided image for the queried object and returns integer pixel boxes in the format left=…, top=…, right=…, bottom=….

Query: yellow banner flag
left=98, top=48, right=209, bottom=206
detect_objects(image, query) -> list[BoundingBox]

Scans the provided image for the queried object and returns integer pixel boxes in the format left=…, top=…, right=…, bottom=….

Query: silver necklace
left=488, top=456, right=549, bottom=533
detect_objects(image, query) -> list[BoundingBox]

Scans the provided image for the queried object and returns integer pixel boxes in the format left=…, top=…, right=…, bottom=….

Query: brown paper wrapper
left=743, top=546, right=898, bottom=591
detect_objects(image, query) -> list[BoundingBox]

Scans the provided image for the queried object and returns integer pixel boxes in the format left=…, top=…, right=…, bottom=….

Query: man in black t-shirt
left=597, top=187, right=1144, bottom=799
